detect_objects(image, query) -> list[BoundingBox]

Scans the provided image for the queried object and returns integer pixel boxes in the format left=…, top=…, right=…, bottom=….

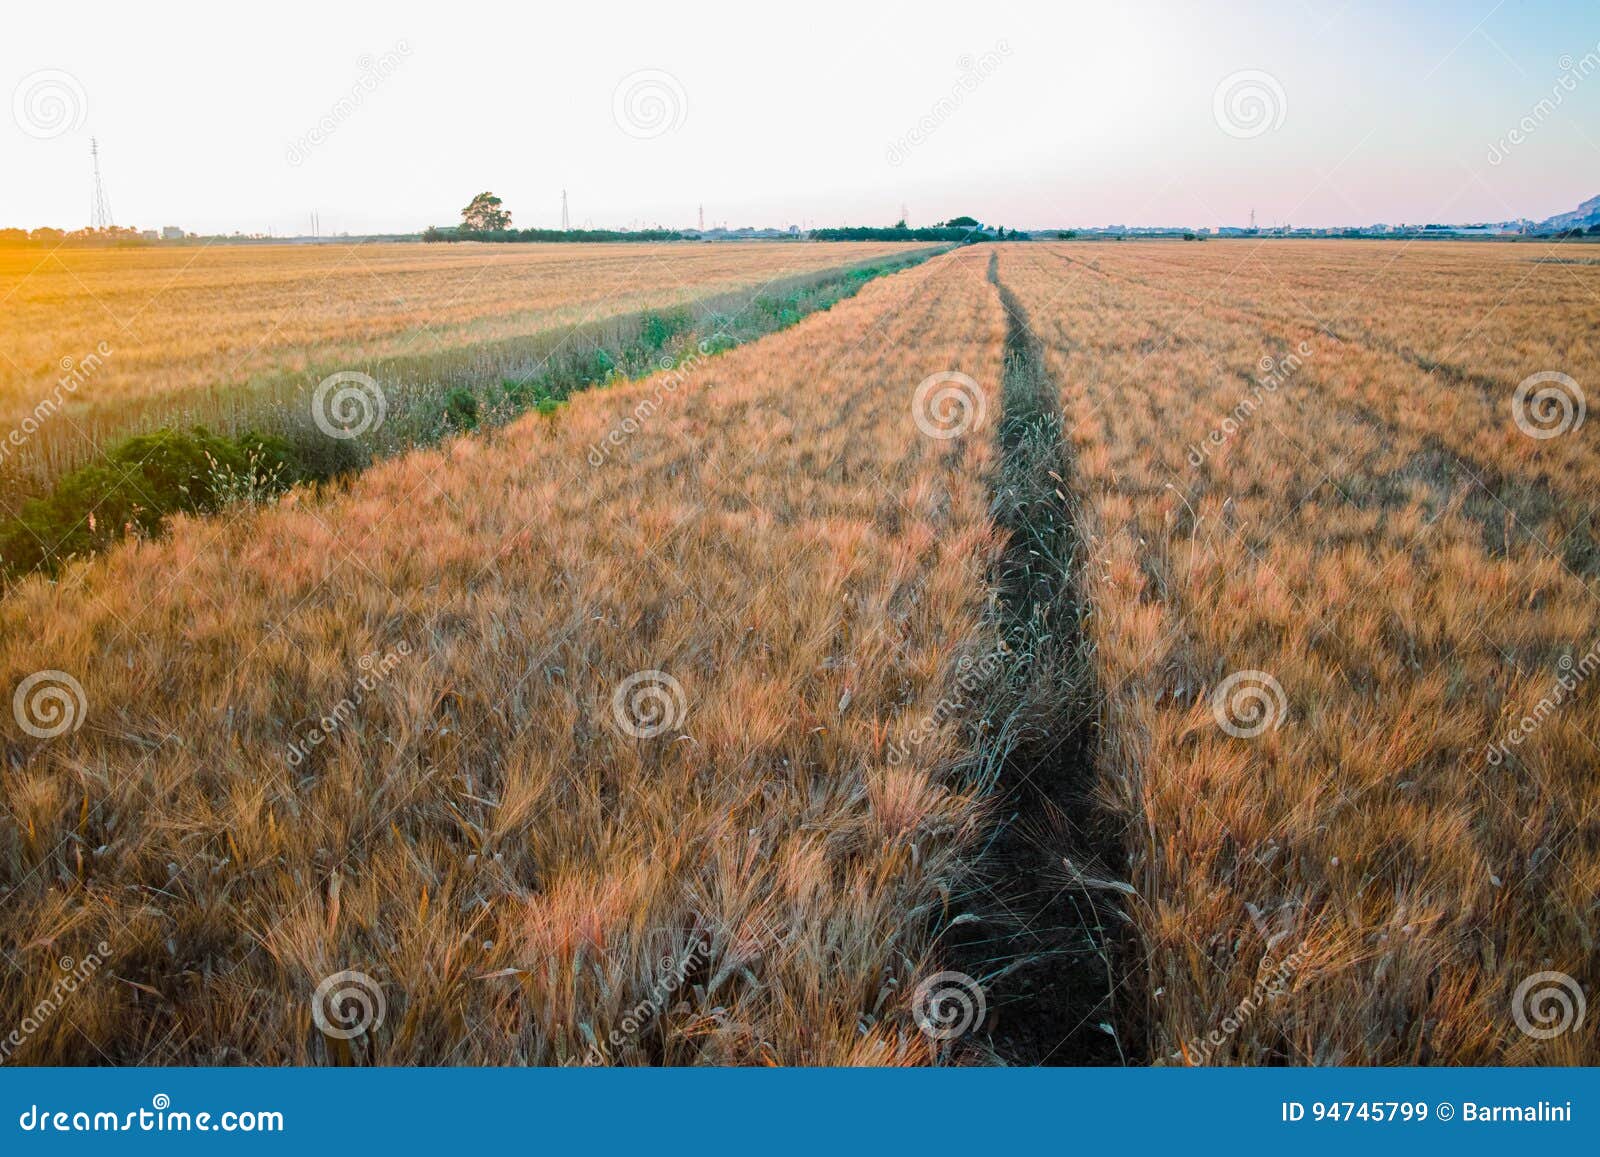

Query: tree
left=945, top=215, right=980, bottom=228
left=461, top=192, right=511, bottom=232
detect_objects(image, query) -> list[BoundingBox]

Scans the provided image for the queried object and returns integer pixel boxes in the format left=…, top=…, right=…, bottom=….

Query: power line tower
left=900, top=202, right=908, bottom=226
left=561, top=189, right=570, bottom=231
left=698, top=203, right=704, bottom=231
left=89, top=138, right=114, bottom=229
left=1249, top=207, right=1256, bottom=232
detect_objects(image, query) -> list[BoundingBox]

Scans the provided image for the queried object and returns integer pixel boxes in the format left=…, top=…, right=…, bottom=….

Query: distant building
left=700, top=226, right=794, bottom=240
left=161, top=226, right=185, bottom=240
left=140, top=229, right=159, bottom=241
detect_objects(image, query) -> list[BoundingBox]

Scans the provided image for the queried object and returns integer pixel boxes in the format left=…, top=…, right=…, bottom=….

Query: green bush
left=2, top=249, right=937, bottom=582
left=572, top=347, right=616, bottom=385
left=442, top=386, right=480, bottom=430
left=0, top=427, right=299, bottom=578
left=501, top=376, right=539, bottom=408
left=276, top=421, right=369, bottom=482
left=639, top=309, right=691, bottom=350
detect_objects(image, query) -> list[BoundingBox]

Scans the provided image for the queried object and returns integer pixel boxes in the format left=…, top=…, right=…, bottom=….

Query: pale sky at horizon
left=5, top=0, right=1599, bottom=236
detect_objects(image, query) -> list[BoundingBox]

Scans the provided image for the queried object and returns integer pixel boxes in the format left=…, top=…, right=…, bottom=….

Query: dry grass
left=0, top=246, right=1009, bottom=1064
left=0, top=240, right=919, bottom=485
left=998, top=240, right=1599, bottom=1065
left=7, top=235, right=1593, bottom=1068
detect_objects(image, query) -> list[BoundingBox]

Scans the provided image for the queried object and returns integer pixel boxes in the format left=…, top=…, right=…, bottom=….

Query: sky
left=4, top=0, right=1599, bottom=235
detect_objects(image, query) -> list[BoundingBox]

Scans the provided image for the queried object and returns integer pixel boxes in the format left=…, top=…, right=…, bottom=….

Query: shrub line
left=1, top=250, right=943, bottom=584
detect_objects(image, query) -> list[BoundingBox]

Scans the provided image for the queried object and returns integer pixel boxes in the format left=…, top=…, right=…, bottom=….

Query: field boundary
left=1, top=248, right=947, bottom=503
left=0, top=248, right=947, bottom=583
left=946, top=252, right=1140, bottom=1065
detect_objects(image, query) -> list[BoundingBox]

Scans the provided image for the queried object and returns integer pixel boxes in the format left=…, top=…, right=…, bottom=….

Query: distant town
left=5, top=192, right=1598, bottom=247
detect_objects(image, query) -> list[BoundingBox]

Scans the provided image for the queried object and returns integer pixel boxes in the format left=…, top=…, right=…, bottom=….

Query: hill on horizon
left=1541, top=193, right=1600, bottom=231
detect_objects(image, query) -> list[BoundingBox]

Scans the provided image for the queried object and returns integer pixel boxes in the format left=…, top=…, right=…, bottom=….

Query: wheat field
left=2, top=238, right=1595, bottom=1067
left=0, top=245, right=1009, bottom=1064
left=0, top=240, right=918, bottom=485
left=1000, top=240, right=1598, bottom=1065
